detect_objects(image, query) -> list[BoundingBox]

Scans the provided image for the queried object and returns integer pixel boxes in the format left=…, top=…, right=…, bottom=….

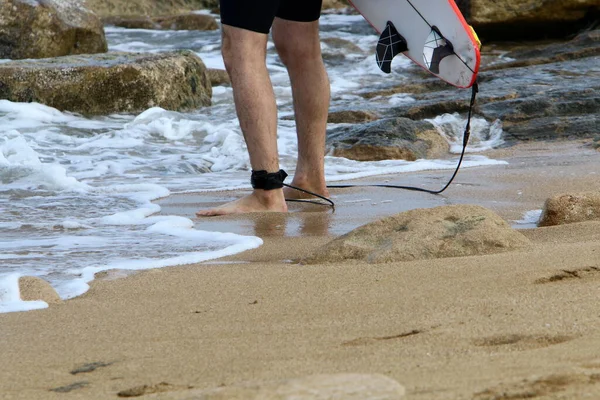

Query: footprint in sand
left=342, top=329, right=422, bottom=347
left=117, top=382, right=192, bottom=398
left=472, top=334, right=574, bottom=351
left=535, top=266, right=600, bottom=284
left=473, top=373, right=600, bottom=400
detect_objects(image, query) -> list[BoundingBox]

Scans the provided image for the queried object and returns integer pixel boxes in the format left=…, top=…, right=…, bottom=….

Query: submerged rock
left=327, top=117, right=449, bottom=161
left=107, top=13, right=218, bottom=30
left=0, top=0, right=107, bottom=60
left=0, top=50, right=211, bottom=115
left=303, top=205, right=531, bottom=264
left=153, top=374, right=404, bottom=399
left=19, top=277, right=62, bottom=305
left=538, top=192, right=600, bottom=227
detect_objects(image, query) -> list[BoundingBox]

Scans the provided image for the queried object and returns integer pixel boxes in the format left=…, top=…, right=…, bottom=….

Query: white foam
left=513, top=209, right=543, bottom=228
left=427, top=113, right=505, bottom=153
left=0, top=274, right=49, bottom=313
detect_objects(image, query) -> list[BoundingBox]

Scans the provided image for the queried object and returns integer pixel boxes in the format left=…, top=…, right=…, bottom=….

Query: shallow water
left=0, top=13, right=505, bottom=313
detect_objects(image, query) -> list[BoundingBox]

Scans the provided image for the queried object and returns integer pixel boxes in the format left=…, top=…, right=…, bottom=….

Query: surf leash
left=282, top=79, right=479, bottom=209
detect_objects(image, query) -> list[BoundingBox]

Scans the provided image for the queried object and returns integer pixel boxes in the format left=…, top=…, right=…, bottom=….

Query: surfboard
left=348, top=0, right=481, bottom=88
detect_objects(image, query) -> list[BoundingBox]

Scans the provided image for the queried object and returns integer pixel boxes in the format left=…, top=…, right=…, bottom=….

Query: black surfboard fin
left=424, top=26, right=455, bottom=75
left=376, top=21, right=408, bottom=74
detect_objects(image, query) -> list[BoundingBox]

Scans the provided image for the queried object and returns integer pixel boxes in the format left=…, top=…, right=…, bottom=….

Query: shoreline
left=2, top=139, right=600, bottom=399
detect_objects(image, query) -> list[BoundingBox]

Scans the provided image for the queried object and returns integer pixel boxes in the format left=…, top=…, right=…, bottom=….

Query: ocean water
left=0, top=13, right=506, bottom=313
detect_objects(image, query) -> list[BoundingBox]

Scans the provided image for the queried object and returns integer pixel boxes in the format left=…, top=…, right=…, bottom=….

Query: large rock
left=303, top=205, right=531, bottom=264
left=456, top=0, right=600, bottom=40
left=538, top=192, right=600, bottom=227
left=107, top=13, right=218, bottom=30
left=0, top=50, right=211, bottom=115
left=148, top=374, right=404, bottom=399
left=0, top=0, right=107, bottom=60
left=84, top=0, right=218, bottom=18
left=19, top=277, right=62, bottom=305
left=327, top=118, right=449, bottom=161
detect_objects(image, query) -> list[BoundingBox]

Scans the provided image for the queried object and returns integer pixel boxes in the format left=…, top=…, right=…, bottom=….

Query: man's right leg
left=272, top=17, right=330, bottom=200
left=196, top=3, right=286, bottom=216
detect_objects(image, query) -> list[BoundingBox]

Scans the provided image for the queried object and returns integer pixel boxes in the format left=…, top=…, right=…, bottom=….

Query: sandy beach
left=1, top=140, right=600, bottom=400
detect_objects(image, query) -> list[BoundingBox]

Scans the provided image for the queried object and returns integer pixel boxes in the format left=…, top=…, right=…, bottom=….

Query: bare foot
left=196, top=190, right=287, bottom=217
left=283, top=178, right=330, bottom=201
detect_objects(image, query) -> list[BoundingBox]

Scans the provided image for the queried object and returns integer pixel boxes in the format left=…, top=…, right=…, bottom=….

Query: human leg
left=197, top=2, right=286, bottom=216
left=272, top=13, right=330, bottom=199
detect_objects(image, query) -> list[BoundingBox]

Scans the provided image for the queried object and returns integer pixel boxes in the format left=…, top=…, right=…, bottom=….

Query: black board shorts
left=219, top=0, right=323, bottom=34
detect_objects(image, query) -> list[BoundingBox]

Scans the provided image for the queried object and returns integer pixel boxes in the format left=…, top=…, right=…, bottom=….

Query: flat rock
left=0, top=50, right=211, bottom=115
left=19, top=277, right=62, bottom=305
left=107, top=13, right=218, bottom=30
left=0, top=0, right=107, bottom=59
left=538, top=192, right=600, bottom=227
left=327, top=110, right=379, bottom=124
left=327, top=117, right=449, bottom=161
left=303, top=205, right=531, bottom=264
left=149, top=374, right=404, bottom=399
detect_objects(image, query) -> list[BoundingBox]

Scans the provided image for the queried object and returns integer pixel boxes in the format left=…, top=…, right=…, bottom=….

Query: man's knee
left=221, top=25, right=267, bottom=73
left=273, top=26, right=321, bottom=68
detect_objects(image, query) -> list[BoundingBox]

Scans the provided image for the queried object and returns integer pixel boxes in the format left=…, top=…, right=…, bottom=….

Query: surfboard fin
left=376, top=21, right=408, bottom=74
left=423, top=26, right=455, bottom=75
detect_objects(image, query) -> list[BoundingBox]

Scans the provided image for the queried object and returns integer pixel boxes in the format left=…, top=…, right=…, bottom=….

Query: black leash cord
left=285, top=81, right=479, bottom=208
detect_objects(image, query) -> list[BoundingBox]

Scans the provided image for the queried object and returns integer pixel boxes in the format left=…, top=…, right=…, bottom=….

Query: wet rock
left=456, top=0, right=600, bottom=40
left=107, top=13, right=218, bottom=31
left=150, top=374, right=404, bottom=399
left=207, top=69, right=230, bottom=87
left=538, top=192, right=600, bottom=227
left=0, top=0, right=107, bottom=60
left=368, top=30, right=600, bottom=143
left=85, top=0, right=218, bottom=18
left=327, top=117, right=449, bottom=161
left=303, top=205, right=531, bottom=264
left=327, top=110, right=379, bottom=124
left=19, top=277, right=62, bottom=305
left=0, top=50, right=211, bottom=116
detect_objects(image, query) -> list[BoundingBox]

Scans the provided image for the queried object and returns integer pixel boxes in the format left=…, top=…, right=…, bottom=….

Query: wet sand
left=1, top=140, right=600, bottom=399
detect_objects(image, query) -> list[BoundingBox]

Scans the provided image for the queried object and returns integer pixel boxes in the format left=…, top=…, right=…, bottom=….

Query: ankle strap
left=251, top=169, right=288, bottom=190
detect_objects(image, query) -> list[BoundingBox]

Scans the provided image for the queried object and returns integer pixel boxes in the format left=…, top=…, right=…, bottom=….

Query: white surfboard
left=349, top=0, right=481, bottom=88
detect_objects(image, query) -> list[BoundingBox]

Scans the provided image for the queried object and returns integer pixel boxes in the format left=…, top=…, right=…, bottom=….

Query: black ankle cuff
left=251, top=169, right=288, bottom=190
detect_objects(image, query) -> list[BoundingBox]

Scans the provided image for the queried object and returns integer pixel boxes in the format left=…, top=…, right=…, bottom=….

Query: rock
left=372, top=30, right=600, bottom=143
left=321, top=0, right=349, bottom=10
left=303, top=205, right=531, bottom=264
left=150, top=374, right=404, bottom=399
left=107, top=13, right=218, bottom=30
left=327, top=110, right=379, bottom=124
left=0, top=50, right=211, bottom=116
left=0, top=0, right=107, bottom=60
left=327, top=117, right=449, bottom=161
left=207, top=69, right=230, bottom=86
left=456, top=0, right=600, bottom=40
left=84, top=0, right=218, bottom=19
left=538, top=192, right=600, bottom=227
left=19, top=277, right=62, bottom=305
